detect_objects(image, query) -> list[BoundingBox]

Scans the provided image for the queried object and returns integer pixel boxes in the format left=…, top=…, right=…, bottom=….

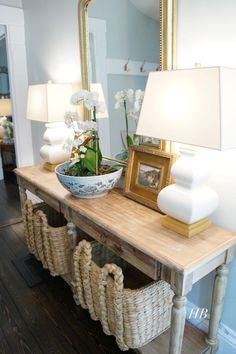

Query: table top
left=0, top=139, right=14, bottom=146
left=15, top=164, right=236, bottom=273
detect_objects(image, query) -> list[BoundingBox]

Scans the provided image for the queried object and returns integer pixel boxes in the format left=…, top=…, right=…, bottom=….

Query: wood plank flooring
left=0, top=181, right=134, bottom=354
left=0, top=177, right=21, bottom=226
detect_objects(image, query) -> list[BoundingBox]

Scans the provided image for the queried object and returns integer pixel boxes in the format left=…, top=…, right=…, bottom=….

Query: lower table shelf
left=136, top=322, right=210, bottom=354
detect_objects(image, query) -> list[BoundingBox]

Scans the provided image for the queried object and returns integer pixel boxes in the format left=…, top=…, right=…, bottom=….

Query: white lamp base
left=40, top=144, right=70, bottom=165
left=157, top=148, right=219, bottom=236
left=40, top=122, right=71, bottom=168
left=43, top=122, right=68, bottom=145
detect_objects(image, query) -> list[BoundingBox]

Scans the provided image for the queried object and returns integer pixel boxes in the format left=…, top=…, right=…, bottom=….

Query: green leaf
left=71, top=162, right=81, bottom=176
left=98, top=146, right=102, bottom=164
left=84, top=149, right=96, bottom=174
left=84, top=144, right=96, bottom=151
left=127, top=135, right=133, bottom=147
left=92, top=139, right=103, bottom=164
left=104, top=164, right=122, bottom=173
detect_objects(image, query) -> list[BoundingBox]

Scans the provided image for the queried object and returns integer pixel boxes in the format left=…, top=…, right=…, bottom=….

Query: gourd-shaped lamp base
left=157, top=148, right=219, bottom=237
left=40, top=122, right=71, bottom=171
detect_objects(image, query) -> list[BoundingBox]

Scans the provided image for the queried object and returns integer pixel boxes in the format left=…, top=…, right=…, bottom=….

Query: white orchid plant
left=63, top=90, right=113, bottom=177
left=114, top=89, right=144, bottom=149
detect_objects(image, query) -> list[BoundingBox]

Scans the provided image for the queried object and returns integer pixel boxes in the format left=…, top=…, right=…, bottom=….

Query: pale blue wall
left=89, top=0, right=159, bottom=155
left=107, top=75, right=147, bottom=154
left=89, top=0, right=159, bottom=62
left=0, top=0, right=22, bottom=7
left=188, top=255, right=236, bottom=331
left=22, top=0, right=80, bottom=163
left=0, top=37, right=7, bottom=67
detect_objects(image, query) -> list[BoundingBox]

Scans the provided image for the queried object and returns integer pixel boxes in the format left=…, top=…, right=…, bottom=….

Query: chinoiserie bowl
left=55, top=161, right=123, bottom=199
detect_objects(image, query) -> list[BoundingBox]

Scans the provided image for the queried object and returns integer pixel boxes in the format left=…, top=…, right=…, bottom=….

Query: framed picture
left=124, top=145, right=176, bottom=212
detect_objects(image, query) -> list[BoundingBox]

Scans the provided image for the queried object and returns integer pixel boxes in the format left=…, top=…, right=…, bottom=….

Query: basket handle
left=72, top=240, right=98, bottom=320
left=23, top=200, right=36, bottom=254
left=99, top=263, right=128, bottom=351
left=34, top=210, right=53, bottom=271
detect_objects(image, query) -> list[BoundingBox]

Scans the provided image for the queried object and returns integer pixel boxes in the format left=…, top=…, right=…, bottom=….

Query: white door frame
left=0, top=5, right=33, bottom=174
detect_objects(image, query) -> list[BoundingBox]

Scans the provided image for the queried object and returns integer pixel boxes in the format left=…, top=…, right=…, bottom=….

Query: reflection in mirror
left=87, top=0, right=160, bottom=159
left=0, top=25, right=10, bottom=98
left=0, top=24, right=16, bottom=182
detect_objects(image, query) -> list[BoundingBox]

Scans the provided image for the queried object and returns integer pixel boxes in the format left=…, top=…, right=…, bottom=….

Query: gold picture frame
left=124, top=145, right=175, bottom=212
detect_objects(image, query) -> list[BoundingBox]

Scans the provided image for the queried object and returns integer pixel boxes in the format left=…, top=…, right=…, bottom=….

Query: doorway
left=0, top=25, right=17, bottom=182
left=0, top=3, right=35, bottom=226
left=0, top=24, right=19, bottom=226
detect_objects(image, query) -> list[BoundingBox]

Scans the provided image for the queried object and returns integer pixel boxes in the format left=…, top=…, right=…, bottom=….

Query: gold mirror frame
left=78, top=0, right=177, bottom=149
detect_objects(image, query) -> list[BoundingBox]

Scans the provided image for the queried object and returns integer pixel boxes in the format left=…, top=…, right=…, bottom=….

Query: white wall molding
left=0, top=5, right=34, bottom=174
left=106, top=58, right=158, bottom=77
left=218, top=322, right=236, bottom=349
left=187, top=301, right=236, bottom=352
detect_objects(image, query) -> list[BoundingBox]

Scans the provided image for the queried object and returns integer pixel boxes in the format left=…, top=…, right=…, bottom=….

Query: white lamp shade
left=90, top=83, right=108, bottom=119
left=137, top=67, right=236, bottom=150
left=27, top=82, right=72, bottom=123
left=0, top=99, right=12, bottom=116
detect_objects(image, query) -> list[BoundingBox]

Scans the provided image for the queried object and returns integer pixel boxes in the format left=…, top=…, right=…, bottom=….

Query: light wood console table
left=15, top=165, right=236, bottom=354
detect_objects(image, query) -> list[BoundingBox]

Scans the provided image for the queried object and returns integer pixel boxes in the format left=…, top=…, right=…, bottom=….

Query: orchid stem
left=93, top=108, right=99, bottom=175
left=124, top=100, right=129, bottom=149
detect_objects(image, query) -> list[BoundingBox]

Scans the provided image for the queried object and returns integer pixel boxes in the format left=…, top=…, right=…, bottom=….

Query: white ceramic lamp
left=137, top=67, right=236, bottom=237
left=0, top=98, right=12, bottom=142
left=27, top=81, right=72, bottom=171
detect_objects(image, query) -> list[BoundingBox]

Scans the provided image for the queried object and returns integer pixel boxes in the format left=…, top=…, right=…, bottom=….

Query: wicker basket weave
left=73, top=240, right=174, bottom=351
left=23, top=199, right=70, bottom=276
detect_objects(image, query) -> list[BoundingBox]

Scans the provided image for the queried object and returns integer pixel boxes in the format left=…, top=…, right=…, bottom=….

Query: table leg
left=169, top=294, right=187, bottom=354
left=168, top=271, right=193, bottom=354
left=19, top=185, right=27, bottom=210
left=67, top=221, right=77, bottom=250
left=205, top=264, right=229, bottom=354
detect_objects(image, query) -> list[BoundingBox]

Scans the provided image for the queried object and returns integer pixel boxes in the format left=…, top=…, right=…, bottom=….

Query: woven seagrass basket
left=23, top=199, right=70, bottom=276
left=72, top=240, right=174, bottom=351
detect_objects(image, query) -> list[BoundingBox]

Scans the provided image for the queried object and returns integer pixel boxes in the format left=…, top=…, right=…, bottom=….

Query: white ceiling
left=129, top=0, right=159, bottom=22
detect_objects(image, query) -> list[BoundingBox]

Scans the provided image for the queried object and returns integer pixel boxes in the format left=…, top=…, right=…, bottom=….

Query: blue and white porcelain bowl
left=55, top=161, right=123, bottom=199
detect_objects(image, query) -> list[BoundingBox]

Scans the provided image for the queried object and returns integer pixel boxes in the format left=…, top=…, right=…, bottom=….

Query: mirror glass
left=0, top=25, right=10, bottom=98
left=87, top=0, right=160, bottom=159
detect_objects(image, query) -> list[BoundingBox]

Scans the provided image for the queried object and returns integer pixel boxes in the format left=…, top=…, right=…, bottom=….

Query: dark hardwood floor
left=0, top=175, right=21, bottom=227
left=0, top=179, right=134, bottom=354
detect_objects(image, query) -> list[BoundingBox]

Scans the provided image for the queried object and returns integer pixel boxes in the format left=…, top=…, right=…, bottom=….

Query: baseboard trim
left=187, top=301, right=236, bottom=351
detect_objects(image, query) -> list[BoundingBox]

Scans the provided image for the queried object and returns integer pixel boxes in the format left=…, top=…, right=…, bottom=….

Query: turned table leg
left=205, top=264, right=229, bottom=354
left=169, top=295, right=187, bottom=354
left=169, top=271, right=193, bottom=354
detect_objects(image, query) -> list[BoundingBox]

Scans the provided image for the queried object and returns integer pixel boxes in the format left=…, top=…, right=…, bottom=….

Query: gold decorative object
left=161, top=216, right=212, bottom=238
left=124, top=145, right=175, bottom=211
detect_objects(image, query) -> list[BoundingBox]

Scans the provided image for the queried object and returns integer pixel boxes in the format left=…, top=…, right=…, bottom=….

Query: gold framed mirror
left=78, top=0, right=176, bottom=159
